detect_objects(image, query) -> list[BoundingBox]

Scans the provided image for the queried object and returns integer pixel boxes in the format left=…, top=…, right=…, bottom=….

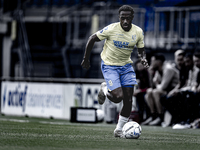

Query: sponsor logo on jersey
left=113, top=40, right=134, bottom=50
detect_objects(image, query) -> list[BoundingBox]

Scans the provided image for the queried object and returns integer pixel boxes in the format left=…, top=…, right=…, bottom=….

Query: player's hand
left=81, top=58, right=90, bottom=69
left=140, top=58, right=149, bottom=69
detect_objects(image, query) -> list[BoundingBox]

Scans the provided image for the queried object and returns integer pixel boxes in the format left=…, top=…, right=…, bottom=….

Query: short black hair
left=154, top=53, right=165, bottom=63
left=118, top=5, right=134, bottom=16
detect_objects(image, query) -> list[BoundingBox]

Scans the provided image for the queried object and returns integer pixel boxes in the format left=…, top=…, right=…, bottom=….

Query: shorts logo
left=108, top=80, right=113, bottom=86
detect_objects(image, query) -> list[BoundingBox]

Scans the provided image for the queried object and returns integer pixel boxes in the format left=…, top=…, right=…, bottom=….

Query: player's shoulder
left=132, top=24, right=143, bottom=33
left=99, top=22, right=118, bottom=34
left=106, top=22, right=119, bottom=29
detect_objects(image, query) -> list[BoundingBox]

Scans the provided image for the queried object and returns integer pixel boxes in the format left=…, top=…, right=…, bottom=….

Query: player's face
left=119, top=11, right=133, bottom=31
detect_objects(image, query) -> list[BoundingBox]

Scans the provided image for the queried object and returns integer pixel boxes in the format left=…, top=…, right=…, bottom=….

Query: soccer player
left=81, top=5, right=149, bottom=137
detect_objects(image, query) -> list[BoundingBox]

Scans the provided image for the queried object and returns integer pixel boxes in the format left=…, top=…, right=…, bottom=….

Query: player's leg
left=114, top=64, right=137, bottom=137
left=98, top=83, right=124, bottom=104
left=107, top=87, right=124, bottom=103
left=98, top=79, right=129, bottom=137
left=98, top=61, right=123, bottom=105
left=98, top=80, right=128, bottom=137
left=114, top=86, right=134, bottom=137
left=98, top=82, right=107, bottom=105
left=120, top=87, right=134, bottom=117
left=99, top=62, right=136, bottom=137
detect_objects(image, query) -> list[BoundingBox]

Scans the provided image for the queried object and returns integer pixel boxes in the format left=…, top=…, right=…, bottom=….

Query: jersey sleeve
left=96, top=25, right=110, bottom=41
left=136, top=29, right=145, bottom=48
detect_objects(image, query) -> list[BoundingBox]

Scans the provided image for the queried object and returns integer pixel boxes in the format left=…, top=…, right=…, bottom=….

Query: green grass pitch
left=0, top=115, right=200, bottom=150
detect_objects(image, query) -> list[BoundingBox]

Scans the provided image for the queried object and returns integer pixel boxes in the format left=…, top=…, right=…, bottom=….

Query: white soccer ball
left=122, top=121, right=142, bottom=139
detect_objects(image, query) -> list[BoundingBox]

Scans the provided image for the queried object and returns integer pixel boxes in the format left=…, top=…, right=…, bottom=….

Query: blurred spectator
left=160, top=50, right=187, bottom=126
left=183, top=52, right=200, bottom=124
left=133, top=59, right=151, bottom=123
left=141, top=53, right=179, bottom=126
left=173, top=50, right=188, bottom=88
left=187, top=52, right=200, bottom=122
left=173, top=52, right=200, bottom=129
left=193, top=52, right=200, bottom=69
left=165, top=50, right=187, bottom=96
left=162, top=52, right=200, bottom=126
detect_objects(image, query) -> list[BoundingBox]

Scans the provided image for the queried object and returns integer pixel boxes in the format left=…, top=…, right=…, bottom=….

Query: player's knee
left=109, top=88, right=124, bottom=103
left=113, top=93, right=123, bottom=103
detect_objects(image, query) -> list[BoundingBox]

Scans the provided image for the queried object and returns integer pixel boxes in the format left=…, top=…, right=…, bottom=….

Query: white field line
left=0, top=118, right=29, bottom=123
left=0, top=118, right=114, bottom=127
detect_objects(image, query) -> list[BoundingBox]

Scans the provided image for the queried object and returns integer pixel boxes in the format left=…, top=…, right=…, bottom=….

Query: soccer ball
left=122, top=121, right=142, bottom=139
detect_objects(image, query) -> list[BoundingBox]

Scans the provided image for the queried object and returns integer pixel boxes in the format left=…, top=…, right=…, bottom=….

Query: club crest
left=132, top=35, right=137, bottom=42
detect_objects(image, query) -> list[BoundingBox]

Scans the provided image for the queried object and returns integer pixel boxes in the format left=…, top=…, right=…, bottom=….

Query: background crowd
left=133, top=50, right=200, bottom=128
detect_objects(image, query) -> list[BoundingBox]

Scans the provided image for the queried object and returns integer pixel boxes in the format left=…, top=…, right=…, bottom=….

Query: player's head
left=118, top=5, right=134, bottom=31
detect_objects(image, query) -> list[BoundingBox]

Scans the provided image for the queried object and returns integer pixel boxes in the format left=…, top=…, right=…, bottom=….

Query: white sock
left=116, top=115, right=129, bottom=130
left=102, top=85, right=107, bottom=96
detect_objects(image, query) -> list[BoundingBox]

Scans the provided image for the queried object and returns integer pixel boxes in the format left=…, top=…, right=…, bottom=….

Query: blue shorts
left=101, top=61, right=137, bottom=91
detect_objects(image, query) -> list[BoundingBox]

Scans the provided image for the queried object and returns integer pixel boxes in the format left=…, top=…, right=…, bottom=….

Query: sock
left=102, top=85, right=108, bottom=96
left=116, top=115, right=129, bottom=130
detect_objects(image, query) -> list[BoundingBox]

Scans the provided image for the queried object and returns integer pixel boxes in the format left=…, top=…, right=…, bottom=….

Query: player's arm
left=137, top=47, right=149, bottom=69
left=81, top=34, right=101, bottom=69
